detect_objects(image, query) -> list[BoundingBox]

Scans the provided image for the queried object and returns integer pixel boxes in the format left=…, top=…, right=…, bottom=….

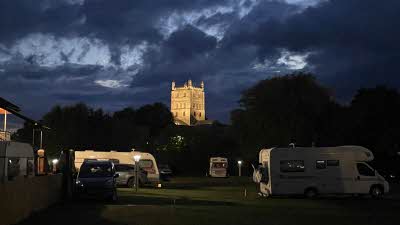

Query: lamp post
left=37, top=149, right=46, bottom=175
left=238, top=160, right=242, bottom=177
left=133, top=155, right=141, bottom=192
left=52, top=159, right=59, bottom=173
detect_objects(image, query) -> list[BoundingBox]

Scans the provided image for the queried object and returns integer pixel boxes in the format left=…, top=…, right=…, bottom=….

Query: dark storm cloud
left=3, top=0, right=399, bottom=124
left=224, top=0, right=400, bottom=98
left=0, top=0, right=82, bottom=44
left=0, top=0, right=230, bottom=44
left=165, top=25, right=217, bottom=60
left=129, top=1, right=298, bottom=119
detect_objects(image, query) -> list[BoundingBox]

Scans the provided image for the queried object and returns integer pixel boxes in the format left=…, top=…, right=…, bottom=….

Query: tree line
left=231, top=73, right=400, bottom=173
left=13, top=72, right=400, bottom=175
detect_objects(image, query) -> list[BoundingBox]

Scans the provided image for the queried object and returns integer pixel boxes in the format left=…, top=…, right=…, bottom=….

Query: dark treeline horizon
left=13, top=72, right=400, bottom=175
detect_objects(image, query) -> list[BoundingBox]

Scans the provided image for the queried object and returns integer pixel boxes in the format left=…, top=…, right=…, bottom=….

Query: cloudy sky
left=1, top=0, right=399, bottom=126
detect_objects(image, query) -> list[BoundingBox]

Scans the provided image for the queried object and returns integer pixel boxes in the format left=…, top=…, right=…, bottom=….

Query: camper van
left=255, top=146, right=389, bottom=198
left=209, top=157, right=228, bottom=178
left=74, top=150, right=160, bottom=185
left=0, top=141, right=35, bottom=181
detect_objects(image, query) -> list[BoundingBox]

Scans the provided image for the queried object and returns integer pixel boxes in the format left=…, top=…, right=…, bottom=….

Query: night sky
left=1, top=0, right=399, bottom=127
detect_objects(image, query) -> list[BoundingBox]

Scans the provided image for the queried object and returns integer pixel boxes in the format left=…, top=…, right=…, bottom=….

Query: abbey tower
left=171, top=80, right=206, bottom=126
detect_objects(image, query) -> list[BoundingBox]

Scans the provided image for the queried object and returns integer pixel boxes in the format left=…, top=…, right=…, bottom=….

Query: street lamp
left=52, top=159, right=59, bottom=173
left=133, top=155, right=141, bottom=192
left=237, top=160, right=242, bottom=177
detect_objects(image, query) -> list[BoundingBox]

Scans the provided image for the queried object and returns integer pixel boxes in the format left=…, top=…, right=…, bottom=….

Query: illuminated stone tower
left=171, top=80, right=206, bottom=126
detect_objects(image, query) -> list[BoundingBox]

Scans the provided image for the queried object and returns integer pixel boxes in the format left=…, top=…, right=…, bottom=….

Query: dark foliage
left=231, top=73, right=400, bottom=172
left=12, top=73, right=400, bottom=175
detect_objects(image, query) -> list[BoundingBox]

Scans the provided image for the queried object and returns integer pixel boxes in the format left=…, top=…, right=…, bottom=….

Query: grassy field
left=19, top=177, right=400, bottom=225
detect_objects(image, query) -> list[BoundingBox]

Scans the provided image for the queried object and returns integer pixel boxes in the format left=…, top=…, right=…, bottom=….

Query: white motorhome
left=0, top=141, right=35, bottom=182
left=209, top=157, right=228, bottom=178
left=74, top=150, right=160, bottom=185
left=255, top=146, right=389, bottom=198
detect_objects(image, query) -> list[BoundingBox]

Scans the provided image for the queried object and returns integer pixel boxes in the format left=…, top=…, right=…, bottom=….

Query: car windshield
left=79, top=163, right=113, bottom=178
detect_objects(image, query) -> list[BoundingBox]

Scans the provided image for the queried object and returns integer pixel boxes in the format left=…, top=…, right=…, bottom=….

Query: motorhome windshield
left=212, top=162, right=227, bottom=168
left=79, top=163, right=113, bottom=178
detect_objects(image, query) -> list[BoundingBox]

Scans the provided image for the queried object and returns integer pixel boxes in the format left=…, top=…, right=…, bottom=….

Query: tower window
left=183, top=111, right=185, bottom=116
left=199, top=112, right=201, bottom=117
left=194, top=112, right=196, bottom=117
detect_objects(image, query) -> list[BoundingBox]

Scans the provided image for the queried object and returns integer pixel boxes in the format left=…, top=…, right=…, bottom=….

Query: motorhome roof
left=259, top=145, right=374, bottom=162
left=261, top=145, right=370, bottom=153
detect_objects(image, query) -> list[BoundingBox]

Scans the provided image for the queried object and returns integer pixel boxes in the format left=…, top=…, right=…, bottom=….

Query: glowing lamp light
left=37, top=149, right=45, bottom=157
left=133, top=155, right=141, bottom=162
left=52, top=159, right=59, bottom=165
left=237, top=160, right=242, bottom=165
left=0, top=108, right=10, bottom=114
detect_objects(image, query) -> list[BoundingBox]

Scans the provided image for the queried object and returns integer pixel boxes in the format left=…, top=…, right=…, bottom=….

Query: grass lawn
left=19, top=177, right=400, bottom=225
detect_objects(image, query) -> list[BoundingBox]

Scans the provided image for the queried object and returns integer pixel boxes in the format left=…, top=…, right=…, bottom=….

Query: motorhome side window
left=316, top=160, right=326, bottom=169
left=327, top=160, right=339, bottom=167
left=280, top=160, right=305, bottom=172
left=357, top=163, right=375, bottom=176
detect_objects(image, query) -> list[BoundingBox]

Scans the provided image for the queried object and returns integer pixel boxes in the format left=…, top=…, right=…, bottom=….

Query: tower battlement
left=171, top=80, right=206, bottom=126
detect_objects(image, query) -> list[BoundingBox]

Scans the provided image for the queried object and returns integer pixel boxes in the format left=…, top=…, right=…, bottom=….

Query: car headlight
left=75, top=180, right=84, bottom=187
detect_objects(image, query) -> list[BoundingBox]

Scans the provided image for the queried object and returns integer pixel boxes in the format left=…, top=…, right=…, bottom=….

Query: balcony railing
left=0, top=131, right=11, bottom=141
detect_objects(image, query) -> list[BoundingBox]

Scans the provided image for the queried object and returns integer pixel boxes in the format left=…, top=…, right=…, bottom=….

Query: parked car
left=158, top=164, right=172, bottom=181
left=114, top=163, right=148, bottom=187
left=75, top=160, right=119, bottom=201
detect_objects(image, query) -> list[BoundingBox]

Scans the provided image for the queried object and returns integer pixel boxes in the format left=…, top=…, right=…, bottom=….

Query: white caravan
left=74, top=150, right=160, bottom=185
left=255, top=146, right=389, bottom=198
left=209, top=157, right=228, bottom=178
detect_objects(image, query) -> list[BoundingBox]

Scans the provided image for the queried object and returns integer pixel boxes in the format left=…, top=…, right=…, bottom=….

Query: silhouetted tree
left=348, top=86, right=400, bottom=170
left=15, top=102, right=174, bottom=157
left=231, top=72, right=336, bottom=159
